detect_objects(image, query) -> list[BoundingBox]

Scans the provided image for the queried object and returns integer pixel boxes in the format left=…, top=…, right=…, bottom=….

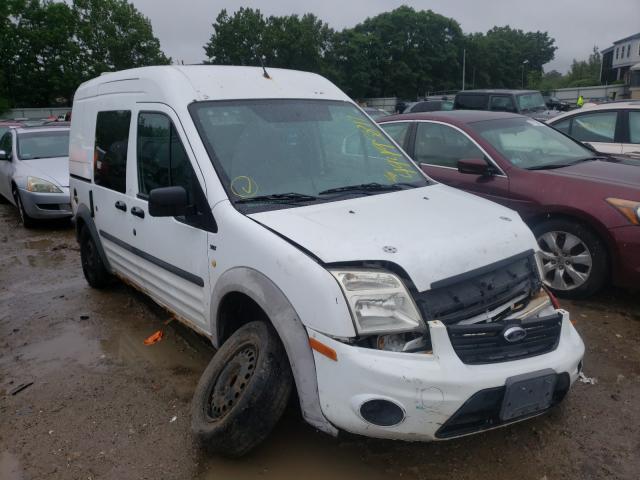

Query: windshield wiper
left=527, top=156, right=602, bottom=170
left=235, top=192, right=319, bottom=204
left=318, top=182, right=414, bottom=196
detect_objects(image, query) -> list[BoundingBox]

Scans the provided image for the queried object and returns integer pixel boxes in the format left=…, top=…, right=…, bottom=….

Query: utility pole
left=521, top=59, right=529, bottom=88
left=462, top=49, right=466, bottom=91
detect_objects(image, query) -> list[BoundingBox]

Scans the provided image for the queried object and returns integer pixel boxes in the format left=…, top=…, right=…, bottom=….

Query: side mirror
left=148, top=186, right=188, bottom=217
left=457, top=158, right=494, bottom=176
left=0, top=150, right=8, bottom=160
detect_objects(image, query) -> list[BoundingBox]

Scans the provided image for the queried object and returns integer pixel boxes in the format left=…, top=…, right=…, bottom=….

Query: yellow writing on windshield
left=348, top=116, right=417, bottom=181
left=231, top=176, right=259, bottom=198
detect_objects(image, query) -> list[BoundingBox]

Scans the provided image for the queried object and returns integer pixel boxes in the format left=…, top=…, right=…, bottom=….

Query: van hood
left=249, top=184, right=538, bottom=292
left=18, top=157, right=69, bottom=187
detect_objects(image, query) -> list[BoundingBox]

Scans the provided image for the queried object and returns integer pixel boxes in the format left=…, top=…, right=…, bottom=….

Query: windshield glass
left=473, top=117, right=593, bottom=169
left=17, top=130, right=69, bottom=159
left=517, top=93, right=547, bottom=112
left=190, top=100, right=427, bottom=209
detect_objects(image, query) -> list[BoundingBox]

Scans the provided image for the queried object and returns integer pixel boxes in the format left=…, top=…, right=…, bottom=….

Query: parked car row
left=0, top=66, right=635, bottom=459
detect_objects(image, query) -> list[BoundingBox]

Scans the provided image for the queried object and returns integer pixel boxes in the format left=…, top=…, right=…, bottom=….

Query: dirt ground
left=0, top=200, right=639, bottom=480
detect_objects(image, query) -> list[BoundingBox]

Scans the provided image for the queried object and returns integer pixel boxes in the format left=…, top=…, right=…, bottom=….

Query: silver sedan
left=0, top=125, right=71, bottom=227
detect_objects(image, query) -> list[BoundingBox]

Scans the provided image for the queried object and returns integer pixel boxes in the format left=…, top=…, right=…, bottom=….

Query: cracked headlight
left=26, top=176, right=62, bottom=193
left=330, top=269, right=423, bottom=335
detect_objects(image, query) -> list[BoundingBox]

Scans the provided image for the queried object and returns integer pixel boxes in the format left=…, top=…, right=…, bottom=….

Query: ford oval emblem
left=503, top=326, right=527, bottom=343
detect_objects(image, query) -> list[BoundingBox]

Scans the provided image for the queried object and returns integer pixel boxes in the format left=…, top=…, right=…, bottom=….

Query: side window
left=455, top=94, right=487, bottom=110
left=415, top=122, right=484, bottom=168
left=0, top=132, right=12, bottom=155
left=380, top=122, right=410, bottom=147
left=490, top=96, right=516, bottom=112
left=94, top=110, right=131, bottom=193
left=137, top=112, right=195, bottom=202
left=629, top=111, right=640, bottom=144
left=551, top=118, right=572, bottom=135
left=571, top=111, right=617, bottom=143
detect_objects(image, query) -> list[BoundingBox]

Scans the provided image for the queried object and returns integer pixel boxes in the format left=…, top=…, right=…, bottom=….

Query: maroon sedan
left=378, top=111, right=640, bottom=298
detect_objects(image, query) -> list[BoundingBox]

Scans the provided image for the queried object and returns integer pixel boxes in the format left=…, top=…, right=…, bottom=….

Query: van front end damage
left=309, top=310, right=583, bottom=441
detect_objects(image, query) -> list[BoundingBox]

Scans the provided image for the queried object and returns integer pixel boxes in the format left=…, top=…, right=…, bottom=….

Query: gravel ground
left=1, top=200, right=639, bottom=480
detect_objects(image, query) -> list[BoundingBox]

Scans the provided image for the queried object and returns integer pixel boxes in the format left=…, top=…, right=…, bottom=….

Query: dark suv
left=454, top=89, right=558, bottom=121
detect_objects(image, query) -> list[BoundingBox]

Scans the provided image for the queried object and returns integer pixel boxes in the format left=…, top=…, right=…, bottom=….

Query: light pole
left=521, top=59, right=529, bottom=88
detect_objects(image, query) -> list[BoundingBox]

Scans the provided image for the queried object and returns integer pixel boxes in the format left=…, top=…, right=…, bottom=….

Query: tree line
left=1, top=2, right=604, bottom=112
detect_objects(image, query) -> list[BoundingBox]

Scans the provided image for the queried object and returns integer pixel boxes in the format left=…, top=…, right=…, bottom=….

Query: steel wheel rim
left=537, top=230, right=593, bottom=291
left=207, top=345, right=258, bottom=421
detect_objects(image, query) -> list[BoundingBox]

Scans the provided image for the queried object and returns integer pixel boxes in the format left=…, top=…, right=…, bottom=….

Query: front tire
left=533, top=219, right=607, bottom=298
left=13, top=187, right=35, bottom=228
left=191, top=321, right=292, bottom=457
left=80, top=227, right=111, bottom=288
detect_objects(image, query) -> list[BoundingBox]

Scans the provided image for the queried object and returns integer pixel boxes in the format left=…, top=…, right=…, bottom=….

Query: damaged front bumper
left=309, top=309, right=584, bottom=441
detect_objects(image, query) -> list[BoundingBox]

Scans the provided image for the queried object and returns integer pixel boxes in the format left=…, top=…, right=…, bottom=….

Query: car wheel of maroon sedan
left=533, top=219, right=608, bottom=298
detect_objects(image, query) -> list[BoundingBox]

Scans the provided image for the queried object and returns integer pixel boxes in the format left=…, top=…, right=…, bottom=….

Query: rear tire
left=12, top=187, right=35, bottom=228
left=191, top=321, right=292, bottom=457
left=80, top=227, right=111, bottom=288
left=533, top=219, right=607, bottom=298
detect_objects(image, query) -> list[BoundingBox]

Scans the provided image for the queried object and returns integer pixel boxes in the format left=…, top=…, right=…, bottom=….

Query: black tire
left=533, top=219, right=607, bottom=299
left=191, top=321, right=292, bottom=457
left=80, top=227, right=111, bottom=288
left=12, top=187, right=35, bottom=228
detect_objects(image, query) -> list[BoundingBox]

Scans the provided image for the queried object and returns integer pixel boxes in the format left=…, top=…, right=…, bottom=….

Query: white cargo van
left=69, top=66, right=585, bottom=456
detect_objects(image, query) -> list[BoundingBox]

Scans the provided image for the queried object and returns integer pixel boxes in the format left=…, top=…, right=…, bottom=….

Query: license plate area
left=500, top=369, right=557, bottom=421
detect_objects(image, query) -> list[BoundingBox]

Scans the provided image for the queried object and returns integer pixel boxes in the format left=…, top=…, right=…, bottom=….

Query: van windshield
left=189, top=100, right=427, bottom=210
left=516, top=93, right=547, bottom=113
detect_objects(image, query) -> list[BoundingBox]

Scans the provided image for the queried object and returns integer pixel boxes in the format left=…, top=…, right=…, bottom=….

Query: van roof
left=74, top=65, right=350, bottom=105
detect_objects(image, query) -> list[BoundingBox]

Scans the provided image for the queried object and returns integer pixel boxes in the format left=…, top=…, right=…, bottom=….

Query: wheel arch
left=75, top=203, right=112, bottom=273
left=210, top=267, right=337, bottom=436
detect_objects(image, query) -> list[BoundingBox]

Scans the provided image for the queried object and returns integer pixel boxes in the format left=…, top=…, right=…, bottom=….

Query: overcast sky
left=130, top=0, right=640, bottom=73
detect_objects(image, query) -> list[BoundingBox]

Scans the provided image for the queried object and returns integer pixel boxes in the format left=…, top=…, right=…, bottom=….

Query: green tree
left=204, top=8, right=267, bottom=65
left=564, top=47, right=601, bottom=87
left=73, top=0, right=170, bottom=78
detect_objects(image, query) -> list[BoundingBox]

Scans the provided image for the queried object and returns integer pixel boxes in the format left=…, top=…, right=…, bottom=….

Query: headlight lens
left=330, top=270, right=423, bottom=335
left=606, top=197, right=640, bottom=225
left=27, top=176, right=62, bottom=193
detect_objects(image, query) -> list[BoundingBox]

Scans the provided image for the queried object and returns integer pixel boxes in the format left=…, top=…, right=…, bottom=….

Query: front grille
left=413, top=250, right=540, bottom=325
left=447, top=313, right=562, bottom=364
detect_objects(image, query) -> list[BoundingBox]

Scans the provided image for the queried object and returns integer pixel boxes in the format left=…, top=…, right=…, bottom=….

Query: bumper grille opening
left=448, top=313, right=562, bottom=364
left=37, top=203, right=60, bottom=210
left=435, top=372, right=570, bottom=439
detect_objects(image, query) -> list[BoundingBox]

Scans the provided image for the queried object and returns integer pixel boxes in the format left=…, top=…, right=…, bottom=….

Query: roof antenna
left=260, top=55, right=271, bottom=79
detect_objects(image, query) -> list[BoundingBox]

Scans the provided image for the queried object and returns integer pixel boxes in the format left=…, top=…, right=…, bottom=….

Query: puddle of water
left=0, top=451, right=23, bottom=480
left=22, top=238, right=54, bottom=250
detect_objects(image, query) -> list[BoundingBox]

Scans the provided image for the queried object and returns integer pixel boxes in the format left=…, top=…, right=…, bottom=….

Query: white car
left=0, top=125, right=72, bottom=226
left=69, top=66, right=584, bottom=456
left=548, top=100, right=640, bottom=158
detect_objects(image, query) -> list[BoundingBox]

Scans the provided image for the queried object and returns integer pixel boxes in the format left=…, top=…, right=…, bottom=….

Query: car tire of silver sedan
left=12, top=186, right=35, bottom=228
left=191, top=321, right=292, bottom=457
left=533, top=219, right=607, bottom=299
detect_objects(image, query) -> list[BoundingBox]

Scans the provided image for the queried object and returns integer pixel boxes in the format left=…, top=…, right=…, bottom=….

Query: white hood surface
left=19, top=157, right=69, bottom=187
left=250, top=184, right=538, bottom=292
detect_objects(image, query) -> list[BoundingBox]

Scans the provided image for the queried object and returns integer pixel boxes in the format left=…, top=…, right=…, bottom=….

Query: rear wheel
left=191, top=321, right=292, bottom=457
left=80, top=227, right=111, bottom=288
left=12, top=187, right=35, bottom=228
left=533, top=219, right=607, bottom=298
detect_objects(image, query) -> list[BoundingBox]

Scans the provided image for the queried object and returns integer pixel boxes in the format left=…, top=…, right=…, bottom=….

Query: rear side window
left=571, top=111, right=617, bottom=143
left=137, top=112, right=195, bottom=201
left=380, top=122, right=410, bottom=147
left=551, top=118, right=571, bottom=134
left=454, top=94, right=487, bottom=110
left=94, top=110, right=131, bottom=193
left=629, top=111, right=640, bottom=143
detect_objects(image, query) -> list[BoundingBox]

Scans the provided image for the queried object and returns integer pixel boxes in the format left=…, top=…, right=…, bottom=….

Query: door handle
left=115, top=200, right=127, bottom=212
left=131, top=206, right=145, bottom=218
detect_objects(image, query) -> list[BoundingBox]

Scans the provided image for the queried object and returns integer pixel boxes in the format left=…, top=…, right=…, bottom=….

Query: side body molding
left=74, top=203, right=112, bottom=273
left=210, top=267, right=338, bottom=436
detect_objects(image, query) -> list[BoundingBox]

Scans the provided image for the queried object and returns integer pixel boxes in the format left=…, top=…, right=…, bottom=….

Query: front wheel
left=533, top=219, right=607, bottom=298
left=191, top=321, right=292, bottom=457
left=13, top=187, right=35, bottom=228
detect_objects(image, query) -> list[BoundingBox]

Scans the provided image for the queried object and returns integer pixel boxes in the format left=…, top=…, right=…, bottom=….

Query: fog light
left=359, top=399, right=405, bottom=426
